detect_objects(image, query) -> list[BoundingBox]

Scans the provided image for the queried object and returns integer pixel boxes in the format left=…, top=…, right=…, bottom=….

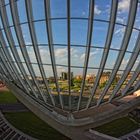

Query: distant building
left=75, top=75, right=82, bottom=80
left=61, top=72, right=67, bottom=80
left=48, top=77, right=55, bottom=83
left=127, top=73, right=133, bottom=80
left=86, top=74, right=95, bottom=83
left=99, top=72, right=111, bottom=84
left=36, top=77, right=43, bottom=84
left=61, top=72, right=73, bottom=80
left=124, top=73, right=133, bottom=84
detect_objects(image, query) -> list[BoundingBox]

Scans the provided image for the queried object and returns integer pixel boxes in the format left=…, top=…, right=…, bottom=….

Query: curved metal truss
left=0, top=0, right=140, bottom=114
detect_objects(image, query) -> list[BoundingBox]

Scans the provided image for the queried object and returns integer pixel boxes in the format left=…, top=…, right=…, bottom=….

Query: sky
left=0, top=0, right=140, bottom=77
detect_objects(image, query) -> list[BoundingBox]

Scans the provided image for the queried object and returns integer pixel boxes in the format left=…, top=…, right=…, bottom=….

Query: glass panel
left=85, top=69, right=96, bottom=86
left=58, top=67, right=68, bottom=91
left=94, top=0, right=111, bottom=21
left=71, top=20, right=88, bottom=45
left=122, top=72, right=133, bottom=85
left=43, top=65, right=54, bottom=78
left=98, top=70, right=112, bottom=90
left=32, top=64, right=41, bottom=77
left=127, top=29, right=139, bottom=52
left=71, top=46, right=85, bottom=67
left=91, top=21, right=108, bottom=47
left=105, top=50, right=119, bottom=69
left=116, top=0, right=130, bottom=25
left=26, top=46, right=37, bottom=63
left=88, top=48, right=103, bottom=68
left=21, top=24, right=32, bottom=45
left=119, top=52, right=131, bottom=70
left=56, top=65, right=67, bottom=78
left=32, top=0, right=45, bottom=20
left=0, top=17, right=3, bottom=28
left=34, top=21, right=48, bottom=44
left=16, top=47, right=25, bottom=62
left=132, top=55, right=140, bottom=71
left=50, top=0, right=66, bottom=18
left=14, top=62, right=21, bottom=74
left=10, top=27, right=19, bottom=45
left=2, top=30, right=9, bottom=46
left=6, top=5, right=13, bottom=26
left=5, top=0, right=9, bottom=4
left=22, top=62, right=30, bottom=75
left=39, top=45, right=51, bottom=64
left=7, top=47, right=15, bottom=61
left=111, top=25, right=126, bottom=49
left=17, top=0, right=27, bottom=23
left=108, top=71, right=121, bottom=92
left=0, top=48, right=7, bottom=61
left=43, top=65, right=57, bottom=101
left=54, top=46, right=67, bottom=65
left=52, top=20, right=67, bottom=44
left=134, top=3, right=140, bottom=29
left=71, top=67, right=83, bottom=110
left=71, top=0, right=89, bottom=18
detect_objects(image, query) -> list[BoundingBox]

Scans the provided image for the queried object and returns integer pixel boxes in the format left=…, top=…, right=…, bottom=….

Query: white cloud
left=80, top=53, right=85, bottom=60
left=90, top=51, right=98, bottom=57
left=82, top=11, right=86, bottom=16
left=116, top=17, right=125, bottom=24
left=55, top=48, right=67, bottom=57
left=71, top=48, right=78, bottom=58
left=57, top=66, right=66, bottom=75
left=118, top=0, right=130, bottom=13
left=80, top=49, right=99, bottom=60
left=115, top=27, right=125, bottom=37
left=122, top=59, right=129, bottom=65
left=54, top=48, right=79, bottom=58
left=94, top=5, right=101, bottom=15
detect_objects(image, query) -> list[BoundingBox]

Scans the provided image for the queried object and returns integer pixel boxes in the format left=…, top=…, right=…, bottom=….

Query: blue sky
left=1, top=0, right=140, bottom=77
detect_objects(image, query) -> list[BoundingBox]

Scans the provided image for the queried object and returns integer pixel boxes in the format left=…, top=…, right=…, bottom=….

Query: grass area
left=94, top=116, right=140, bottom=138
left=0, top=90, right=69, bottom=139
left=4, top=112, right=69, bottom=140
left=0, top=90, right=17, bottom=104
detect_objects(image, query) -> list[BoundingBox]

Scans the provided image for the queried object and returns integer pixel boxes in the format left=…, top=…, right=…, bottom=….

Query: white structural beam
left=109, top=31, right=140, bottom=101
left=97, top=0, right=138, bottom=106
left=77, top=0, right=94, bottom=111
left=24, top=0, right=55, bottom=106
left=121, top=60, right=140, bottom=96
left=44, top=0, right=63, bottom=109
left=5, top=0, right=47, bottom=101
left=86, top=0, right=118, bottom=109
left=67, top=0, right=72, bottom=110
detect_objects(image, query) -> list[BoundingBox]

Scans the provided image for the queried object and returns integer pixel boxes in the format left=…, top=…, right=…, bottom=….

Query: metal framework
left=0, top=0, right=140, bottom=114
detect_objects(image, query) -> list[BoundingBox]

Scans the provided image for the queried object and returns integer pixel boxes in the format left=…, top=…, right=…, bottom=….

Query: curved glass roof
left=0, top=0, right=140, bottom=112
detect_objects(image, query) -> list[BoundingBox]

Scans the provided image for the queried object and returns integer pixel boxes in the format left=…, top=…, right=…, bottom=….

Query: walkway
left=0, top=111, right=37, bottom=140
left=120, top=129, right=140, bottom=140
left=0, top=103, right=29, bottom=112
